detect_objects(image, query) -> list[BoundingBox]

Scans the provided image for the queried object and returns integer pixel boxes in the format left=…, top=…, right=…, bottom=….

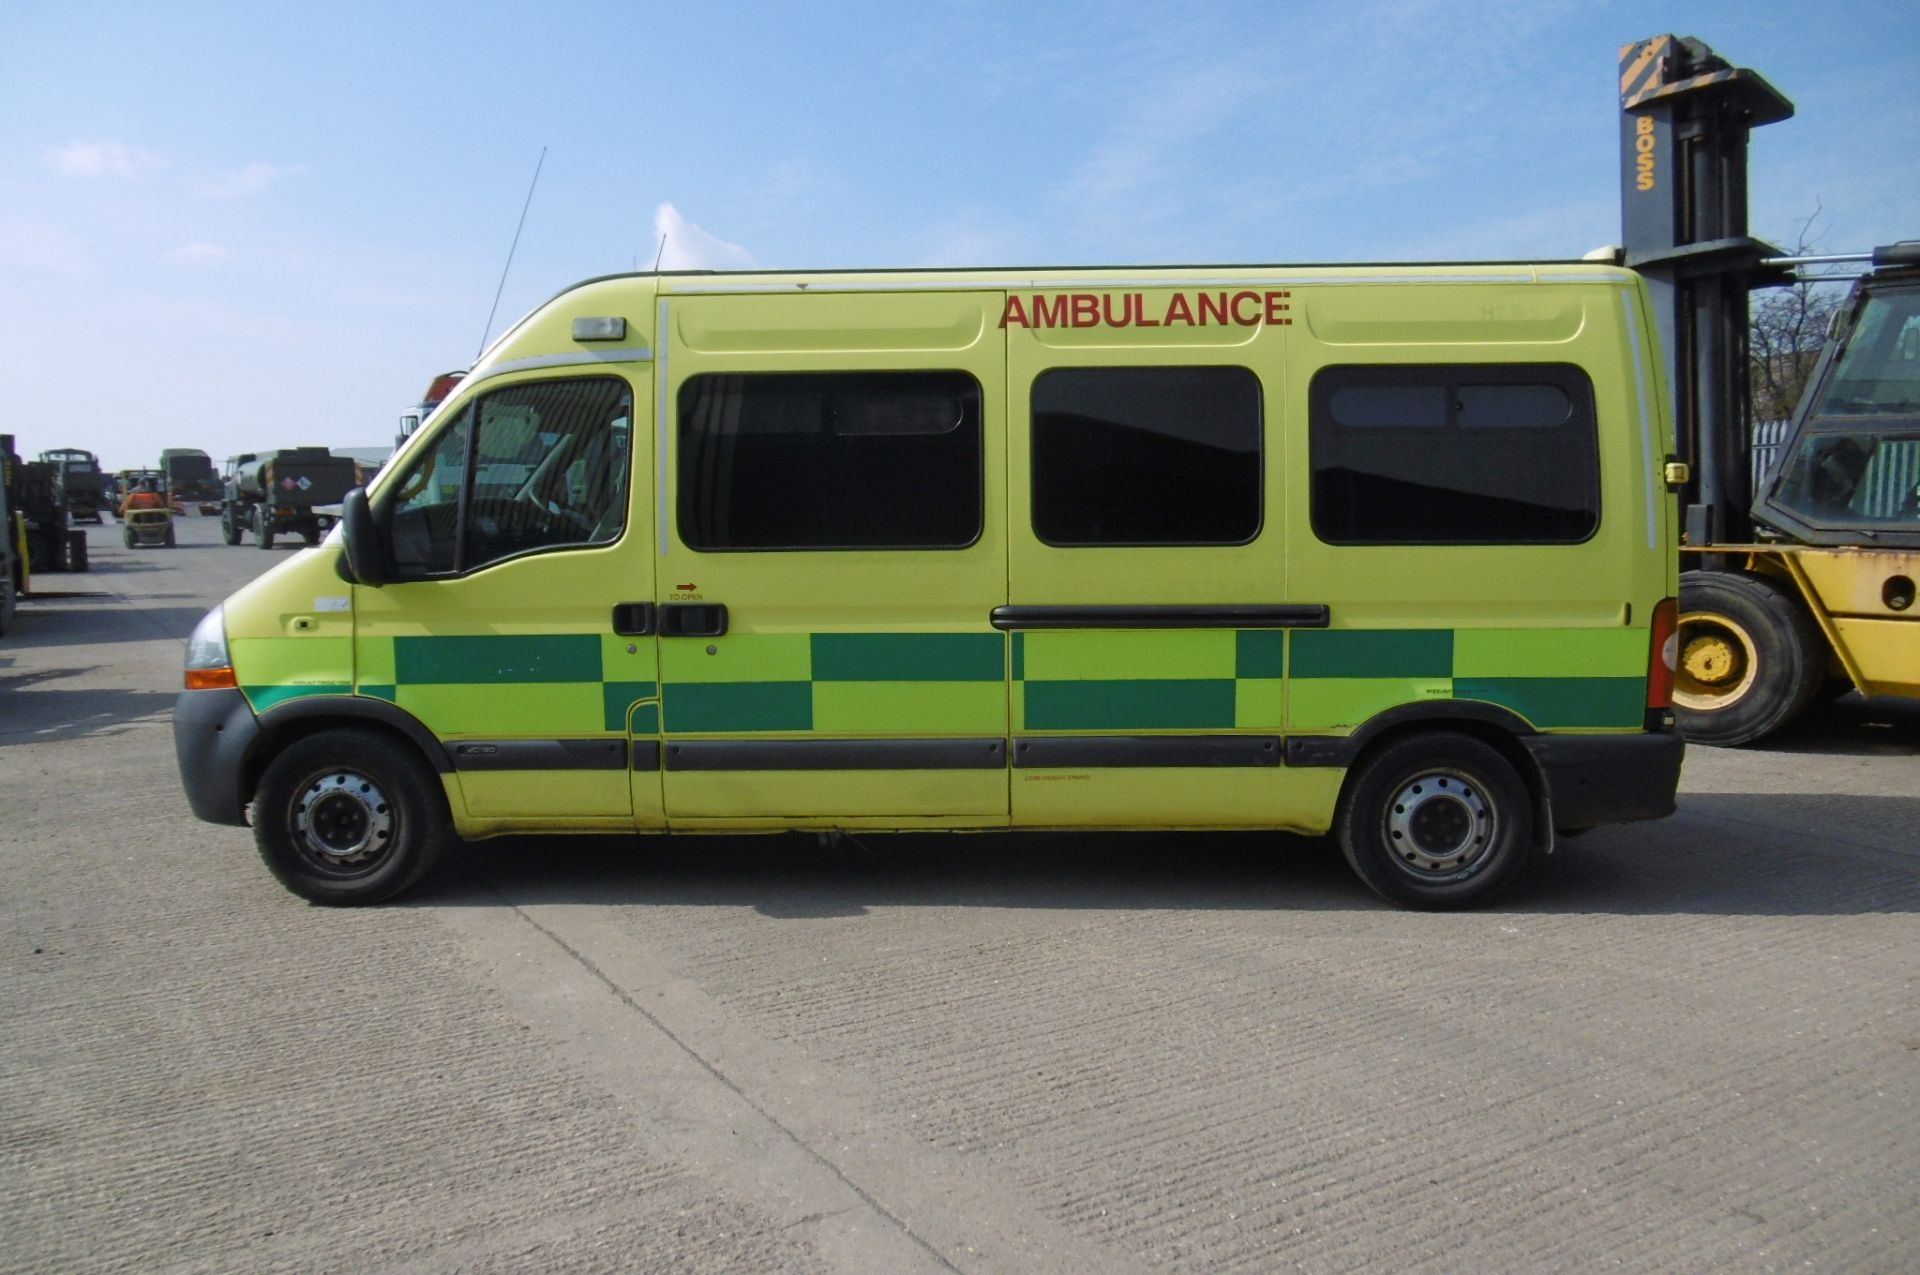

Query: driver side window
left=385, top=376, right=632, bottom=578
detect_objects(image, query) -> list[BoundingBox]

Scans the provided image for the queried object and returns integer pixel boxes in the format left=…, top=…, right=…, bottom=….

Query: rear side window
left=1310, top=364, right=1599, bottom=544
left=1031, top=366, right=1263, bottom=545
left=678, top=371, right=982, bottom=550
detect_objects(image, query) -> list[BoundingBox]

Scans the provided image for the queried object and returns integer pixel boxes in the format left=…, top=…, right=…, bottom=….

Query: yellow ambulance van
left=174, top=263, right=1684, bottom=908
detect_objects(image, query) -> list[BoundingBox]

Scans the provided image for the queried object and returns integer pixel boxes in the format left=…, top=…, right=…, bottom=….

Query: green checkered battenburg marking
left=251, top=624, right=1649, bottom=740
left=661, top=632, right=1006, bottom=734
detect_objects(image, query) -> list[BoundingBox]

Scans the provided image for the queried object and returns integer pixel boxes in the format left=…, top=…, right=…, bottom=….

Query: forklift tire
left=254, top=507, right=275, bottom=550
left=164, top=524, right=176, bottom=548
left=1675, top=571, right=1825, bottom=747
left=0, top=572, right=13, bottom=636
left=221, top=511, right=242, bottom=545
left=123, top=526, right=137, bottom=549
left=67, top=530, right=88, bottom=573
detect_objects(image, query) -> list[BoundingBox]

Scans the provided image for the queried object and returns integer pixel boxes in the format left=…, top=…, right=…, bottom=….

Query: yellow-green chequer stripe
left=1289, top=628, right=1648, bottom=730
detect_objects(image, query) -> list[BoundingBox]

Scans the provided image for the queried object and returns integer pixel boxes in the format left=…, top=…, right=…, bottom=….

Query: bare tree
left=1749, top=207, right=1846, bottom=421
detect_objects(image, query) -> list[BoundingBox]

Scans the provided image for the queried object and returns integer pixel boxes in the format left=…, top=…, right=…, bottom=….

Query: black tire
left=221, top=510, right=242, bottom=545
left=254, top=506, right=275, bottom=550
left=252, top=728, right=451, bottom=905
left=1674, top=571, right=1825, bottom=747
left=1336, top=730, right=1535, bottom=910
left=123, top=526, right=136, bottom=549
left=66, top=531, right=87, bottom=572
left=0, top=571, right=14, bottom=636
left=163, top=523, right=176, bottom=547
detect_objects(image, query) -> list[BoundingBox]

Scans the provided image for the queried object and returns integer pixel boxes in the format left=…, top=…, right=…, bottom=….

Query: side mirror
left=339, top=487, right=387, bottom=587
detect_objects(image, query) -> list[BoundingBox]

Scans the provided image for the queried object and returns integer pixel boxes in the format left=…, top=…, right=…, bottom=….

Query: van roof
left=475, top=259, right=1639, bottom=372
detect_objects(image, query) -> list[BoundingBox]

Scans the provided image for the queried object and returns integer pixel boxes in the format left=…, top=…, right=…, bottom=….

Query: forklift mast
left=1619, top=35, right=1794, bottom=549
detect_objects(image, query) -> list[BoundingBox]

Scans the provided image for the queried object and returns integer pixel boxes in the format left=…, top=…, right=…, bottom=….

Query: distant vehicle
left=4, top=435, right=87, bottom=576
left=221, top=448, right=362, bottom=549
left=38, top=447, right=103, bottom=524
left=160, top=448, right=223, bottom=514
left=0, top=444, right=16, bottom=635
left=397, top=371, right=465, bottom=450
left=112, top=469, right=165, bottom=520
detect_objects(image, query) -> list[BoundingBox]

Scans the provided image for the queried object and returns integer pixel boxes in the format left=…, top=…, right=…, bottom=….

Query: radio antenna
left=653, top=232, right=667, bottom=273
left=476, top=145, right=547, bottom=359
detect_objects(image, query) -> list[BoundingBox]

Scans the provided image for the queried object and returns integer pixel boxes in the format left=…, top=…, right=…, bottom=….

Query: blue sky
left=3, top=0, right=1915, bottom=470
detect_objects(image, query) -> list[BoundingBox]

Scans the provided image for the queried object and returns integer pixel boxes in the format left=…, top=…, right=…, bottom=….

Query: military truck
left=37, top=447, right=104, bottom=524
left=159, top=448, right=223, bottom=514
left=221, top=448, right=362, bottom=549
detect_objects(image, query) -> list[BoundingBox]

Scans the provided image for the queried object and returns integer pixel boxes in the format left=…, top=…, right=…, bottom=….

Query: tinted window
left=678, top=371, right=982, bottom=550
left=1031, top=366, right=1262, bottom=545
left=385, top=376, right=631, bottom=576
left=1310, top=364, right=1599, bottom=544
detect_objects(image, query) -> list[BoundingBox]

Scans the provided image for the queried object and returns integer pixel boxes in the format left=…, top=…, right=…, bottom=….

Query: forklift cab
left=1754, top=255, right=1920, bottom=549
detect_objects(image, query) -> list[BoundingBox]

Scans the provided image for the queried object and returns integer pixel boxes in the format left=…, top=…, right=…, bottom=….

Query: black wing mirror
left=339, top=487, right=387, bottom=587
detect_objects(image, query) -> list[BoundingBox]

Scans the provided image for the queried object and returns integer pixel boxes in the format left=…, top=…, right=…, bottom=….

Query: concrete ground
left=2, top=513, right=1914, bottom=1274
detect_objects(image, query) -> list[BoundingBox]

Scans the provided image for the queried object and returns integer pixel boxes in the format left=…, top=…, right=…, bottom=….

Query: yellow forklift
left=1619, top=35, right=1919, bottom=745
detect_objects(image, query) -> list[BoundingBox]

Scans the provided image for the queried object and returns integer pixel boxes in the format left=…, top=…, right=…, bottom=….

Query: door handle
left=611, top=602, right=655, bottom=636
left=661, top=603, right=728, bottom=637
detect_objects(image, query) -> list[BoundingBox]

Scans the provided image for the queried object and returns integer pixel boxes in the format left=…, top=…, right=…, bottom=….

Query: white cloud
left=211, top=161, right=306, bottom=195
left=48, top=140, right=163, bottom=178
left=167, top=242, right=229, bottom=264
left=652, top=203, right=754, bottom=271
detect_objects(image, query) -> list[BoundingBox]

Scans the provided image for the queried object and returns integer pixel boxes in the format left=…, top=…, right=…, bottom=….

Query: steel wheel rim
left=1382, top=768, right=1496, bottom=877
left=1674, top=610, right=1759, bottom=710
left=290, top=768, right=395, bottom=876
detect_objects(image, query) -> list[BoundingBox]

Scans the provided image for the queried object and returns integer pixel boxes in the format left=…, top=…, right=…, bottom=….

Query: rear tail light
left=1647, top=596, right=1678, bottom=710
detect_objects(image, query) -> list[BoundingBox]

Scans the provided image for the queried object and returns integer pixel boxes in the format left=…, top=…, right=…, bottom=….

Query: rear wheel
left=254, top=506, right=275, bottom=550
left=253, top=729, right=450, bottom=905
left=1336, top=731, right=1535, bottom=909
left=1675, top=571, right=1824, bottom=746
left=66, top=530, right=87, bottom=572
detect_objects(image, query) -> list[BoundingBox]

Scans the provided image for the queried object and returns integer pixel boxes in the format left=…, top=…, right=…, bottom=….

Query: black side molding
left=666, top=738, right=1005, bottom=771
left=449, top=739, right=628, bottom=772
left=992, top=604, right=1329, bottom=630
left=1014, top=735, right=1283, bottom=768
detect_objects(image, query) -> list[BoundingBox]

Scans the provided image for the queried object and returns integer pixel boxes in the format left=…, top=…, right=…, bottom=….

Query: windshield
left=1814, top=287, right=1920, bottom=417
left=167, top=456, right=216, bottom=480
left=1769, top=430, right=1920, bottom=527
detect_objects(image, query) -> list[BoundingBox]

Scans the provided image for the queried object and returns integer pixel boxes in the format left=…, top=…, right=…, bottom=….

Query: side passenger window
left=678, top=370, right=982, bottom=550
left=1030, top=366, right=1263, bottom=545
left=1309, top=364, right=1600, bottom=544
left=384, top=377, right=631, bottom=577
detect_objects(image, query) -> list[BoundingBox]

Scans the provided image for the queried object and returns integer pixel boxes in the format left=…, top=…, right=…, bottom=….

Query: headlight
left=183, top=607, right=236, bottom=689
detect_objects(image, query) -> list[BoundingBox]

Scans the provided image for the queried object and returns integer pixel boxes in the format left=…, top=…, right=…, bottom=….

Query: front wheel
left=221, top=510, right=242, bottom=545
left=1674, top=571, right=1824, bottom=746
left=253, top=729, right=450, bottom=905
left=1336, top=731, right=1535, bottom=909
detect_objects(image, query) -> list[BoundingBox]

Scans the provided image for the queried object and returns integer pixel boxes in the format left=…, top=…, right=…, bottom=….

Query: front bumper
left=173, top=688, right=261, bottom=826
left=1522, top=729, right=1685, bottom=831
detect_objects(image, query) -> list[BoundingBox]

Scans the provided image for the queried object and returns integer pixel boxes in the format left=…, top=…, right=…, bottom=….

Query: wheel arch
left=243, top=696, right=452, bottom=811
left=1308, top=701, right=1552, bottom=851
